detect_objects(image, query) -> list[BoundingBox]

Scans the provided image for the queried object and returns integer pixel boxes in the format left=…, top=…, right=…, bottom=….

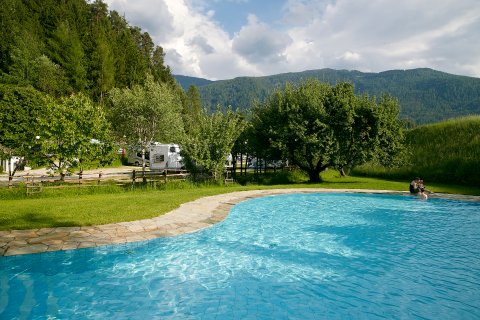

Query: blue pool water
left=1, top=193, right=480, bottom=319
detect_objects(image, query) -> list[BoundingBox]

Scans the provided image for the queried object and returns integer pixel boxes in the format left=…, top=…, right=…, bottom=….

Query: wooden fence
left=2, top=169, right=190, bottom=194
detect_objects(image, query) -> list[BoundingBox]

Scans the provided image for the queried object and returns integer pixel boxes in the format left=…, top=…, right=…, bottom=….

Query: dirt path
left=0, top=166, right=138, bottom=182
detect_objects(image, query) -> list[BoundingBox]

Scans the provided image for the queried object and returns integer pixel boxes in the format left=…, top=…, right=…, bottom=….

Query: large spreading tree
left=251, top=80, right=404, bottom=182
left=39, top=93, right=115, bottom=178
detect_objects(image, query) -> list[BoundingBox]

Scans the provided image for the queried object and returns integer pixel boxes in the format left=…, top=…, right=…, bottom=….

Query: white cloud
left=282, top=0, right=480, bottom=76
left=188, top=36, right=215, bottom=55
left=104, top=0, right=480, bottom=79
left=232, top=14, right=293, bottom=64
left=281, top=0, right=333, bottom=26
left=105, top=0, right=176, bottom=42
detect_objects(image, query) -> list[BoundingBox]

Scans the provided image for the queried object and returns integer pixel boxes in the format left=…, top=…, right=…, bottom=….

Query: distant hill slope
left=175, top=68, right=480, bottom=124
left=174, top=75, right=213, bottom=90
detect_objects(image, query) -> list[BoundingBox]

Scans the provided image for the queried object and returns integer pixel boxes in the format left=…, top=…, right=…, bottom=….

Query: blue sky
left=191, top=0, right=286, bottom=35
left=104, top=0, right=480, bottom=80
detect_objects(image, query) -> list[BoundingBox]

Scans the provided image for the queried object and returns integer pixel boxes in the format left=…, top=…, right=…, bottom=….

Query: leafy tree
left=373, top=95, right=406, bottom=167
left=31, top=55, right=69, bottom=97
left=182, top=85, right=202, bottom=132
left=325, top=83, right=401, bottom=175
left=8, top=30, right=43, bottom=84
left=251, top=80, right=332, bottom=182
left=39, top=93, right=114, bottom=179
left=0, top=84, right=47, bottom=177
left=230, top=113, right=252, bottom=176
left=181, top=108, right=246, bottom=182
left=251, top=80, right=404, bottom=182
left=109, top=76, right=185, bottom=169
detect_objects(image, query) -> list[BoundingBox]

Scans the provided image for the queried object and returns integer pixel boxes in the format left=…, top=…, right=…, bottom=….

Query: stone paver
left=1, top=188, right=479, bottom=256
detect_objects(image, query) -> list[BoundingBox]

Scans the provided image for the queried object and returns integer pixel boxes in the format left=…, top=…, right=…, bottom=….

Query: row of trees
left=1, top=78, right=404, bottom=183
left=0, top=85, right=114, bottom=178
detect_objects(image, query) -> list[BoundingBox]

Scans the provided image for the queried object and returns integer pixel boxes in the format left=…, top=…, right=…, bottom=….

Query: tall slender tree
left=181, top=108, right=246, bottom=182
left=109, top=76, right=185, bottom=170
left=48, top=21, right=88, bottom=91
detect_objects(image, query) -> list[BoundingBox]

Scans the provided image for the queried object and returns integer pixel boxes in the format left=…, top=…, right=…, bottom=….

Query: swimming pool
left=1, top=193, right=479, bottom=319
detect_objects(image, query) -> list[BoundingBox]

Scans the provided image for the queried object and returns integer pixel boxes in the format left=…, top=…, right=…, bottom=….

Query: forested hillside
left=0, top=0, right=174, bottom=101
left=176, top=68, right=480, bottom=124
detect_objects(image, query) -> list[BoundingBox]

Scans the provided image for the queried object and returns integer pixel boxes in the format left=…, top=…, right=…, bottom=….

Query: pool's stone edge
left=1, top=188, right=478, bottom=256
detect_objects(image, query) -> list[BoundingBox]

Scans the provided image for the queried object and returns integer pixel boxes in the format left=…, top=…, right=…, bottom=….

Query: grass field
left=354, top=116, right=480, bottom=186
left=1, top=170, right=479, bottom=231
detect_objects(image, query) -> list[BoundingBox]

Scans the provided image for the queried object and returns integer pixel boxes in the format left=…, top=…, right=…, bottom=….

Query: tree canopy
left=181, top=108, right=246, bottom=182
left=0, top=84, right=47, bottom=175
left=39, top=94, right=115, bottom=177
left=251, top=80, right=404, bottom=182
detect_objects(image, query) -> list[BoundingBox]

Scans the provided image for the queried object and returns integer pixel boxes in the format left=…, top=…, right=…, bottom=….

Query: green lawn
left=1, top=170, right=478, bottom=231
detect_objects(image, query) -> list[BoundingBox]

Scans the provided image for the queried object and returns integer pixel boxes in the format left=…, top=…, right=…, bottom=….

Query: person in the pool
left=410, top=177, right=428, bottom=199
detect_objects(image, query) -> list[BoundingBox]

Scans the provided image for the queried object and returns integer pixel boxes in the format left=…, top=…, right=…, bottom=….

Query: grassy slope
left=407, top=116, right=480, bottom=185
left=355, top=116, right=480, bottom=186
left=1, top=170, right=479, bottom=231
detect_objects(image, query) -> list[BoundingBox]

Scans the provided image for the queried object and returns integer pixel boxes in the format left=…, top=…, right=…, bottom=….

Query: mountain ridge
left=174, top=68, right=480, bottom=124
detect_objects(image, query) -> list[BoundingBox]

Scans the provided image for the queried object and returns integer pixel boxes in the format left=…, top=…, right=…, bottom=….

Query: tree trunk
left=59, top=159, right=66, bottom=181
left=141, top=148, right=147, bottom=183
left=141, top=147, right=146, bottom=172
left=307, top=169, right=322, bottom=183
left=239, top=153, right=243, bottom=176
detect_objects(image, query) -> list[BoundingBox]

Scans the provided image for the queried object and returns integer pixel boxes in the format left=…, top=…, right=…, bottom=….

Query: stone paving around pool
left=1, top=189, right=478, bottom=257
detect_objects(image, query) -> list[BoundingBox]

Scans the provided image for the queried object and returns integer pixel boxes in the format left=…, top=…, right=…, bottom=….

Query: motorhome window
left=169, top=146, right=176, bottom=153
left=155, top=155, right=165, bottom=163
left=136, top=151, right=149, bottom=158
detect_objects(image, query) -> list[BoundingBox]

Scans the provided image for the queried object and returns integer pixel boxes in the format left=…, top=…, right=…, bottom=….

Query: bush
left=234, top=169, right=308, bottom=186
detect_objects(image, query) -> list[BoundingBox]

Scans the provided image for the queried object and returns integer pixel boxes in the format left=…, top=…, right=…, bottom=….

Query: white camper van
left=127, top=147, right=150, bottom=166
left=149, top=143, right=183, bottom=170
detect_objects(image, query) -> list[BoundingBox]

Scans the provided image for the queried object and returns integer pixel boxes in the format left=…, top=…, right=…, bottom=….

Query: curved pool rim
left=1, top=188, right=479, bottom=257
